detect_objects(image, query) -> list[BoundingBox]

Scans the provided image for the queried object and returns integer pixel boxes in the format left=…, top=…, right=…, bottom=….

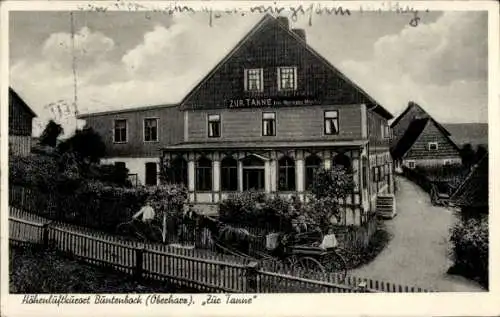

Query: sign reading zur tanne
left=227, top=97, right=320, bottom=108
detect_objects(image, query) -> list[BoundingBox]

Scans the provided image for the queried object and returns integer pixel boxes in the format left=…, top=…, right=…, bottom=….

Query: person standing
left=133, top=200, right=156, bottom=224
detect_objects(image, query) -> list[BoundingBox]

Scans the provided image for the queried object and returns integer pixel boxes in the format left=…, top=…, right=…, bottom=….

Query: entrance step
left=376, top=194, right=396, bottom=219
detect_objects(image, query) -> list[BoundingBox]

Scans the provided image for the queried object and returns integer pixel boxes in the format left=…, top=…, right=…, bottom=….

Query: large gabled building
left=161, top=14, right=394, bottom=224
left=80, top=14, right=395, bottom=225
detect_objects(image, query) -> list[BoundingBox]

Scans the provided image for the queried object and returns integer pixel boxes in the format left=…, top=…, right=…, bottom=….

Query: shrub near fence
left=9, top=214, right=433, bottom=293
left=9, top=185, right=146, bottom=232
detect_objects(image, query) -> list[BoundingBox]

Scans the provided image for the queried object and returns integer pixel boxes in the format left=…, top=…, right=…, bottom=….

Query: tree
left=307, top=166, right=355, bottom=229
left=39, top=120, right=63, bottom=147
left=460, top=143, right=476, bottom=168
left=58, top=127, right=106, bottom=163
left=475, top=145, right=487, bottom=163
left=146, top=184, right=188, bottom=243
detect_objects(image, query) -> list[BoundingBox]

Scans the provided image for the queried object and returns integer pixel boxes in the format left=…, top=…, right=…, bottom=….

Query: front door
left=145, top=162, right=157, bottom=186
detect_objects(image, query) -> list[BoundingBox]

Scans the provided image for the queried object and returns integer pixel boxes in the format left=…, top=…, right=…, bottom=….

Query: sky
left=9, top=10, right=488, bottom=137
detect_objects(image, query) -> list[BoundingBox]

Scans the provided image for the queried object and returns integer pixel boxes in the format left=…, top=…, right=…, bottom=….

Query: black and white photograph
left=1, top=1, right=498, bottom=315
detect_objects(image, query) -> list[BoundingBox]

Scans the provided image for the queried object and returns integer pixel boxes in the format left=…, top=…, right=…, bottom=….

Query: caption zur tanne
left=21, top=294, right=258, bottom=306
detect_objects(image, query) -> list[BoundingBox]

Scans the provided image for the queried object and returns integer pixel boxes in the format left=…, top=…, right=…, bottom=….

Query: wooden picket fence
left=9, top=207, right=433, bottom=293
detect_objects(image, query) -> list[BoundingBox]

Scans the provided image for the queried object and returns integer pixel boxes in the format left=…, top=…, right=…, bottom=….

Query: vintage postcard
left=1, top=0, right=499, bottom=316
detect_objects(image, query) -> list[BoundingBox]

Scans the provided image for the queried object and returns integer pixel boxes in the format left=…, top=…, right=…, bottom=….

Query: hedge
left=449, top=214, right=489, bottom=288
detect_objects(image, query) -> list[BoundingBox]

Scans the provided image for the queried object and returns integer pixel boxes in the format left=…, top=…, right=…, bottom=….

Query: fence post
left=357, top=281, right=368, bottom=293
left=245, top=261, right=260, bottom=293
left=134, top=246, right=145, bottom=279
left=42, top=222, right=51, bottom=249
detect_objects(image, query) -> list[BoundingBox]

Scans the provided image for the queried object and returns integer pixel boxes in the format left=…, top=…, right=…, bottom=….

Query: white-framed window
left=277, top=66, right=297, bottom=91
left=428, top=142, right=438, bottom=151
left=144, top=118, right=158, bottom=142
left=407, top=160, right=416, bottom=169
left=244, top=68, right=263, bottom=92
left=262, top=112, right=276, bottom=136
left=208, top=114, right=221, bottom=138
left=113, top=119, right=127, bottom=143
left=324, top=110, right=339, bottom=135
left=381, top=123, right=390, bottom=138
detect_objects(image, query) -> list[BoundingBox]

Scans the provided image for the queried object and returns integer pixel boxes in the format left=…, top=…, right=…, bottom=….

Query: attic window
left=428, top=142, right=438, bottom=151
left=244, top=68, right=263, bottom=92
left=277, top=67, right=297, bottom=91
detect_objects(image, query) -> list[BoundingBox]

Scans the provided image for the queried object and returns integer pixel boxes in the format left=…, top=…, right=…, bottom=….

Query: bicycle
left=116, top=218, right=164, bottom=243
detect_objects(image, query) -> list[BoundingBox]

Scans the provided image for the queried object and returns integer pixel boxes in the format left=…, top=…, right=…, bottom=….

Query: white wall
left=101, top=157, right=160, bottom=185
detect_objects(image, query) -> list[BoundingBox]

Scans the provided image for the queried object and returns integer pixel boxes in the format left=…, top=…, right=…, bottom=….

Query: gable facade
left=390, top=102, right=428, bottom=149
left=160, top=14, right=394, bottom=224
left=402, top=119, right=461, bottom=167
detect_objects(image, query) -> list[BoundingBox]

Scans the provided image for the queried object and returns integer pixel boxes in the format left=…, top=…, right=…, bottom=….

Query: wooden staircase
left=376, top=194, right=397, bottom=219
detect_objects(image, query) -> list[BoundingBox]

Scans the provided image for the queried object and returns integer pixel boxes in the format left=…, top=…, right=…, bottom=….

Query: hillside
left=443, top=123, right=488, bottom=148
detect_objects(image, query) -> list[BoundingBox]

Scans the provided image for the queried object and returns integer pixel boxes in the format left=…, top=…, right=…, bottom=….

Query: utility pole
left=70, top=11, right=79, bottom=131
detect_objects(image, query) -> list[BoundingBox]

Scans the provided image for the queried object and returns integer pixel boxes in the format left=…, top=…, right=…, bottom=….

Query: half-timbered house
left=161, top=15, right=395, bottom=224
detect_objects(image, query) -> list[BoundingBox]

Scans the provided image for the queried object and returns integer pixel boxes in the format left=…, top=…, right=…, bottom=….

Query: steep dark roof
left=180, top=14, right=393, bottom=120
left=390, top=101, right=451, bottom=136
left=391, top=118, right=429, bottom=159
left=450, top=153, right=488, bottom=208
left=9, top=87, right=37, bottom=117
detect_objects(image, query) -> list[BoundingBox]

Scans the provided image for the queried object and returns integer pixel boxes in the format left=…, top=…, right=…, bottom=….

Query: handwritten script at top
left=79, top=1, right=428, bottom=27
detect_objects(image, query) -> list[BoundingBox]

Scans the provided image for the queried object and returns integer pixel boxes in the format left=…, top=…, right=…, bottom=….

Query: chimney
left=292, top=28, right=306, bottom=42
left=276, top=16, right=289, bottom=29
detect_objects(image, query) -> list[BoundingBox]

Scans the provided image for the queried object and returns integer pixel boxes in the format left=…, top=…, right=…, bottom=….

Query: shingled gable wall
left=403, top=119, right=461, bottom=162
left=181, top=15, right=376, bottom=110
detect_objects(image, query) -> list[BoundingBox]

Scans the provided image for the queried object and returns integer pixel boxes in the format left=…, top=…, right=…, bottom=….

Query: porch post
left=352, top=157, right=359, bottom=200
left=188, top=160, right=195, bottom=201
left=238, top=160, right=243, bottom=192
left=270, top=159, right=277, bottom=193
left=388, top=161, right=394, bottom=194
left=296, top=158, right=305, bottom=196
left=264, top=160, right=271, bottom=193
left=213, top=159, right=220, bottom=202
left=324, top=159, right=332, bottom=170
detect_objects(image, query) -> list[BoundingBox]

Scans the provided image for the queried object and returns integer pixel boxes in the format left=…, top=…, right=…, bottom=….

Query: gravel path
left=351, top=176, right=485, bottom=292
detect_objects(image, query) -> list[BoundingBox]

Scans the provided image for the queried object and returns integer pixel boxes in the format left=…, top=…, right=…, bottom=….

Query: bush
left=11, top=179, right=188, bottom=233
left=449, top=215, right=488, bottom=288
left=311, top=166, right=354, bottom=200
left=219, top=166, right=355, bottom=232
left=219, top=193, right=293, bottom=231
left=85, top=164, right=132, bottom=187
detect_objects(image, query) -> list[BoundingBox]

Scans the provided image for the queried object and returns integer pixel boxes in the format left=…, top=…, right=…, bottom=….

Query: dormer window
left=278, top=66, right=297, bottom=91
left=428, top=142, right=438, bottom=150
left=244, top=68, right=263, bottom=92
